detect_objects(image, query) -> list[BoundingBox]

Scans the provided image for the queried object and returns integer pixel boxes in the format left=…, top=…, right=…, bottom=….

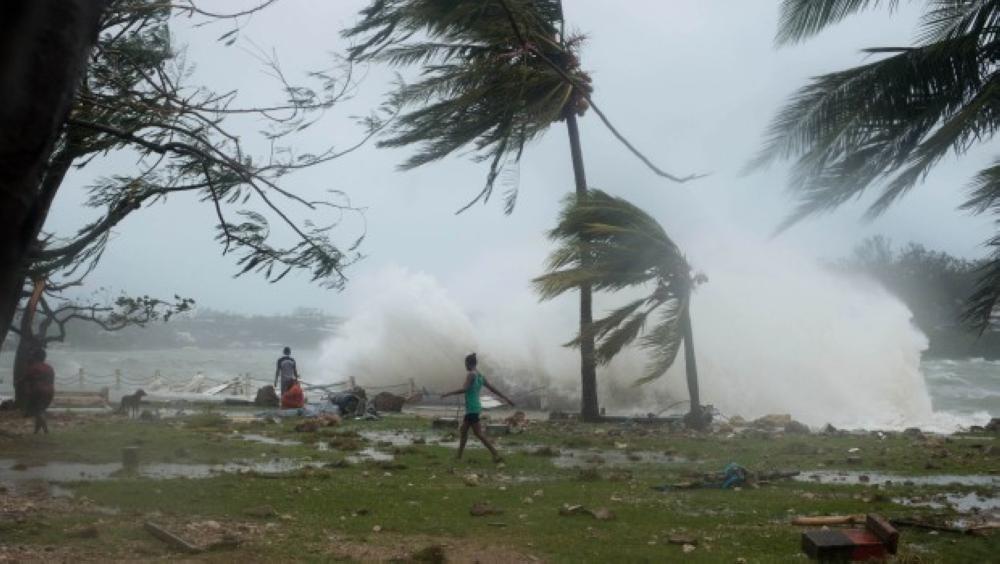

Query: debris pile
left=254, top=386, right=279, bottom=408
left=372, top=392, right=406, bottom=413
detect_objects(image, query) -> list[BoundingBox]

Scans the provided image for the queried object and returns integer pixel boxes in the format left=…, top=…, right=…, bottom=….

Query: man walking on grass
left=442, top=353, right=515, bottom=463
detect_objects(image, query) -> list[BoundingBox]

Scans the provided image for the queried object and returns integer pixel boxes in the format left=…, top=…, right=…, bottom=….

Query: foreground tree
left=0, top=0, right=108, bottom=348
left=534, top=190, right=708, bottom=428
left=755, top=0, right=1000, bottom=330
left=1, top=0, right=393, bottom=346
left=344, top=0, right=696, bottom=421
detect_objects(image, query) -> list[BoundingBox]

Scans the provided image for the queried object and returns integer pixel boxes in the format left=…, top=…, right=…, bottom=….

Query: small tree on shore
left=9, top=277, right=193, bottom=408
left=534, top=190, right=708, bottom=427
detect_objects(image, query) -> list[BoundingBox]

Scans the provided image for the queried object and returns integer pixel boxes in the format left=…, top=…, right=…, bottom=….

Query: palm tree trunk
left=565, top=111, right=600, bottom=422
left=680, top=304, right=705, bottom=429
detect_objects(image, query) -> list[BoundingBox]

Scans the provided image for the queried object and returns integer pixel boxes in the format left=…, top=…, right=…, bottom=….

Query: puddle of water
left=795, top=471, right=999, bottom=487
left=0, top=478, right=76, bottom=499
left=0, top=458, right=324, bottom=485
left=1, top=461, right=120, bottom=482
left=358, top=430, right=434, bottom=446
left=238, top=433, right=302, bottom=447
left=550, top=448, right=686, bottom=469
left=346, top=447, right=395, bottom=464
left=895, top=492, right=1000, bottom=514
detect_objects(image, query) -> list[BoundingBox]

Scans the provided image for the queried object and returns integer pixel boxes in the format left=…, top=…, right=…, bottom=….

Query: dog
left=119, top=389, right=147, bottom=418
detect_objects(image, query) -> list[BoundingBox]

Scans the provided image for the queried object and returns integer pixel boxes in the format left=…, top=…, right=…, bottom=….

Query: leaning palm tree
left=754, top=0, right=1000, bottom=330
left=534, top=190, right=708, bottom=428
left=343, top=0, right=696, bottom=421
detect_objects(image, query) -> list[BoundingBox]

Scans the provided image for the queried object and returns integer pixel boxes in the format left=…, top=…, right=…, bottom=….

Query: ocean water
left=0, top=347, right=995, bottom=430
left=921, top=358, right=1000, bottom=419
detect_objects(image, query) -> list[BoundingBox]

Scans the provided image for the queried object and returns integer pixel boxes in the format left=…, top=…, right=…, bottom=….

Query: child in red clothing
left=281, top=379, right=305, bottom=409
left=24, top=348, right=55, bottom=434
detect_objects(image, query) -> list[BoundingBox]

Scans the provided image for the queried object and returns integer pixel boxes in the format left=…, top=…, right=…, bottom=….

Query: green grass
left=2, top=413, right=997, bottom=562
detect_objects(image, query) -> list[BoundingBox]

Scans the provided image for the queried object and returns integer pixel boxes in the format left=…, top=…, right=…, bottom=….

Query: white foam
left=316, top=237, right=983, bottom=432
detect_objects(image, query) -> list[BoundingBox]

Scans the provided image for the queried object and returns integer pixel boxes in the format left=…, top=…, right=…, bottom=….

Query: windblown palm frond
left=343, top=0, right=590, bottom=213
left=776, top=0, right=903, bottom=45
left=759, top=0, right=1000, bottom=330
left=533, top=189, right=696, bottom=384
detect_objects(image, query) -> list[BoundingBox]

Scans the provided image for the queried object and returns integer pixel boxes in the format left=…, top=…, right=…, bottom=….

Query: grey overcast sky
left=45, top=1, right=997, bottom=315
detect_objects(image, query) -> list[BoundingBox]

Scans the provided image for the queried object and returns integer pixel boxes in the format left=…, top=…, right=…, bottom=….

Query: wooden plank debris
left=143, top=521, right=204, bottom=554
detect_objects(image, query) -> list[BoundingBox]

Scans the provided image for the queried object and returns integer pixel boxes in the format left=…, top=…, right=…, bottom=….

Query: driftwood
left=143, top=521, right=204, bottom=554
left=791, top=515, right=865, bottom=527
left=892, top=518, right=1000, bottom=536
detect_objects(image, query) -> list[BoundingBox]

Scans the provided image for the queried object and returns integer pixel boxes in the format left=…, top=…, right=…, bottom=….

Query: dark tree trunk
left=13, top=279, right=45, bottom=409
left=565, top=111, right=600, bottom=422
left=0, top=0, right=107, bottom=347
left=13, top=335, right=41, bottom=409
left=680, top=304, right=706, bottom=430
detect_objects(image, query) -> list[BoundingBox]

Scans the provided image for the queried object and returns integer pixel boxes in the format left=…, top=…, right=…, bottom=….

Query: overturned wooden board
left=802, top=529, right=888, bottom=561
left=866, top=514, right=899, bottom=554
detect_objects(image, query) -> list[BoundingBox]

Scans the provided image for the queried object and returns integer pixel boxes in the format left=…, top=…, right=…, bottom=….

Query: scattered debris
left=753, top=413, right=792, bottom=428
left=205, top=533, right=240, bottom=552
left=667, top=534, right=697, bottom=545
left=254, top=386, right=279, bottom=407
left=892, top=518, right=1000, bottom=536
left=985, top=418, right=1000, bottom=433
left=410, top=545, right=446, bottom=563
left=65, top=525, right=100, bottom=539
left=531, top=446, right=560, bottom=457
left=432, top=417, right=459, bottom=430
left=557, top=504, right=616, bottom=521
left=372, top=392, right=407, bottom=413
left=486, top=424, right=511, bottom=435
left=799, top=513, right=898, bottom=561
left=294, top=415, right=341, bottom=432
left=244, top=505, right=278, bottom=518
left=784, top=420, right=811, bottom=435
left=122, top=446, right=140, bottom=472
left=588, top=507, right=616, bottom=521
left=505, top=411, right=527, bottom=429
left=791, top=515, right=865, bottom=527
left=470, top=502, right=504, bottom=517
left=295, top=420, right=321, bottom=433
